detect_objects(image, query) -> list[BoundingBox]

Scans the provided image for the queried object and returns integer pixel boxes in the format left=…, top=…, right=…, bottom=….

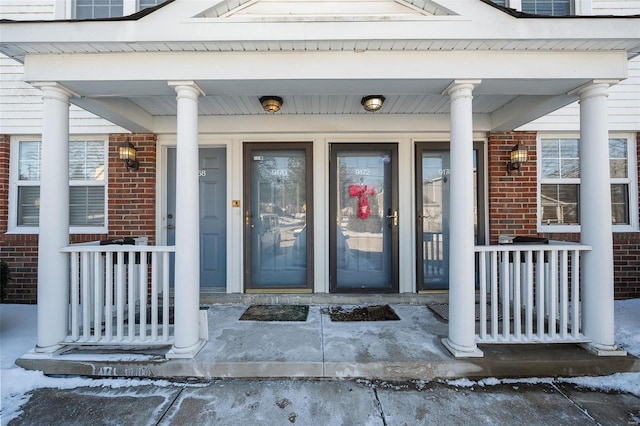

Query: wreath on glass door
left=349, top=184, right=376, bottom=220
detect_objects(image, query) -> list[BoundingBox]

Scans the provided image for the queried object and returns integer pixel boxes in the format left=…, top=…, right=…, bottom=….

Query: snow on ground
left=1, top=299, right=639, bottom=424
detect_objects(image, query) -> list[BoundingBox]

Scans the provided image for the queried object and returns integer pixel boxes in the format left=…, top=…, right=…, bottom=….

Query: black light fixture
left=259, top=96, right=283, bottom=113
left=119, top=139, right=139, bottom=172
left=361, top=95, right=385, bottom=112
left=507, top=141, right=528, bottom=175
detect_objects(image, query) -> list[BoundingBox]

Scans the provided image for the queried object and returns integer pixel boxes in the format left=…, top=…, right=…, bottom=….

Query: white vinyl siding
left=0, top=1, right=54, bottom=20
left=519, top=57, right=640, bottom=132
left=0, top=55, right=126, bottom=135
left=592, top=0, right=640, bottom=14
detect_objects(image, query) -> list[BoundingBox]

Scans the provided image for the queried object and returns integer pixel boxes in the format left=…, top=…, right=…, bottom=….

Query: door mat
left=239, top=305, right=309, bottom=322
left=427, top=303, right=504, bottom=322
left=327, top=305, right=400, bottom=322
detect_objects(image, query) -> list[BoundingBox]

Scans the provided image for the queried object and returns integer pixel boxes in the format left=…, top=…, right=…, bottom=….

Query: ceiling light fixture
left=259, top=96, right=283, bottom=113
left=361, top=95, right=385, bottom=112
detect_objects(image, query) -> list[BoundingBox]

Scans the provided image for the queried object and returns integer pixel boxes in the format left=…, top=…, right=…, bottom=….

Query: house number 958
left=199, top=170, right=207, bottom=177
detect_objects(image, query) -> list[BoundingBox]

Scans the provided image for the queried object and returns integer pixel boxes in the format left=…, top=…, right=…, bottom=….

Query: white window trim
left=537, top=133, right=639, bottom=234
left=8, top=135, right=109, bottom=235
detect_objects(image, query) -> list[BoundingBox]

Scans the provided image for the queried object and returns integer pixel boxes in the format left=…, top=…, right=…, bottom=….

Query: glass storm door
left=243, top=143, right=313, bottom=292
left=416, top=142, right=485, bottom=291
left=329, top=144, right=399, bottom=293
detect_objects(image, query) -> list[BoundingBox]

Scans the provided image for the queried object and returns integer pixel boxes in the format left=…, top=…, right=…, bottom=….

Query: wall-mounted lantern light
left=361, top=95, right=385, bottom=112
left=259, top=96, right=283, bottom=113
left=119, top=139, right=139, bottom=171
left=507, top=142, right=528, bottom=175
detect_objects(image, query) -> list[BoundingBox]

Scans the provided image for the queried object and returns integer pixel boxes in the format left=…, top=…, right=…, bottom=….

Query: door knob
left=386, top=210, right=398, bottom=226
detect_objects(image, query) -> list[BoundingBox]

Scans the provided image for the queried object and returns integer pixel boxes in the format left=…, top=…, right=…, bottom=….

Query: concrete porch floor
left=16, top=295, right=640, bottom=381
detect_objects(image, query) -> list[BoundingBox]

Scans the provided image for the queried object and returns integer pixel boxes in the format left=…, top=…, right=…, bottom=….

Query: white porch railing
left=61, top=243, right=175, bottom=346
left=475, top=242, right=592, bottom=345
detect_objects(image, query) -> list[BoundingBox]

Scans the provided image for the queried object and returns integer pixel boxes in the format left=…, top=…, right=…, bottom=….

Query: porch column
left=442, top=80, right=483, bottom=358
left=35, top=83, right=71, bottom=352
left=167, top=81, right=206, bottom=358
left=577, top=81, right=626, bottom=356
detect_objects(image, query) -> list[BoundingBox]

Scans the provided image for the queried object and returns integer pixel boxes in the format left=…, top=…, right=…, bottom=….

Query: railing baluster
left=571, top=249, right=580, bottom=338
left=139, top=249, right=148, bottom=340
left=70, top=252, right=79, bottom=341
left=559, top=250, right=569, bottom=338
left=116, top=251, right=125, bottom=340
left=163, top=251, right=170, bottom=341
left=536, top=249, right=545, bottom=340
left=151, top=252, right=159, bottom=340
left=93, top=252, right=103, bottom=341
left=127, top=250, right=135, bottom=340
left=490, top=251, right=499, bottom=340
left=81, top=252, right=91, bottom=341
left=478, top=251, right=487, bottom=340
left=513, top=250, right=521, bottom=340
left=105, top=249, right=113, bottom=340
left=525, top=251, right=534, bottom=339
left=501, top=251, right=510, bottom=340
left=549, top=250, right=558, bottom=339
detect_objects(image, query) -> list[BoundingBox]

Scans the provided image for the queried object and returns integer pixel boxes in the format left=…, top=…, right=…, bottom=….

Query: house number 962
left=199, top=170, right=207, bottom=177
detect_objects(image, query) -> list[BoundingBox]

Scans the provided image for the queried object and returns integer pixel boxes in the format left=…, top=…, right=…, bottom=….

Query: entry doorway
left=167, top=147, right=227, bottom=289
left=329, top=144, right=399, bottom=293
left=415, top=142, right=485, bottom=291
left=243, top=142, right=314, bottom=292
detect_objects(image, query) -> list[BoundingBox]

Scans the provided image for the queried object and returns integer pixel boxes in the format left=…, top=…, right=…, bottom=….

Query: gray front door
left=167, top=147, right=227, bottom=288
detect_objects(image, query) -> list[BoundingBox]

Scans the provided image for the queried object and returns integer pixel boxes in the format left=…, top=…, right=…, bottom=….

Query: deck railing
left=474, top=242, right=592, bottom=345
left=61, top=243, right=175, bottom=346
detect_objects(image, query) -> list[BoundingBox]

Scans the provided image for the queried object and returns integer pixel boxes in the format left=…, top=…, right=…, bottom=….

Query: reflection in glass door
left=329, top=144, right=399, bottom=293
left=243, top=143, right=313, bottom=291
left=416, top=142, right=484, bottom=291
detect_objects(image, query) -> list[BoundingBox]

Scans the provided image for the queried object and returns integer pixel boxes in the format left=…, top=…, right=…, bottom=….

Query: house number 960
left=199, top=170, right=207, bottom=177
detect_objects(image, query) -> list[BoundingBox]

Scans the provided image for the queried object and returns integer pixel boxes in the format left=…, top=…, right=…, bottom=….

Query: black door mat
left=427, top=303, right=504, bottom=322
left=327, top=305, right=400, bottom=322
left=239, top=305, right=309, bottom=322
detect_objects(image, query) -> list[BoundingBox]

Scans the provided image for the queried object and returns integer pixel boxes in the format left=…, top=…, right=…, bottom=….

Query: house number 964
left=199, top=170, right=207, bottom=177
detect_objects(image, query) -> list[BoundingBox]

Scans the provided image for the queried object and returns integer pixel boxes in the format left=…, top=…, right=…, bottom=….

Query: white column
left=577, top=82, right=626, bottom=356
left=35, top=83, right=71, bottom=352
left=442, top=80, right=483, bottom=358
left=167, top=81, right=206, bottom=358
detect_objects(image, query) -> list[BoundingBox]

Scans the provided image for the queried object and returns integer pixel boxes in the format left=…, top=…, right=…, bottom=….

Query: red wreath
left=349, top=184, right=376, bottom=219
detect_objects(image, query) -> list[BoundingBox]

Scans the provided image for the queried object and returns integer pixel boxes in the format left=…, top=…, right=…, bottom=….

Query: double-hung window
left=10, top=137, right=108, bottom=234
left=538, top=135, right=638, bottom=232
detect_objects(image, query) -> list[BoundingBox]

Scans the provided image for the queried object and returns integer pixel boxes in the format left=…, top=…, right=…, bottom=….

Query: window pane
left=490, top=0, right=506, bottom=5
left=609, top=138, right=628, bottom=179
left=70, top=187, right=105, bottom=226
left=69, top=141, right=105, bottom=180
left=541, top=184, right=579, bottom=225
left=18, top=141, right=41, bottom=181
left=76, top=0, right=123, bottom=18
left=522, top=0, right=570, bottom=16
left=140, top=0, right=163, bottom=9
left=18, top=186, right=40, bottom=226
left=611, top=184, right=629, bottom=225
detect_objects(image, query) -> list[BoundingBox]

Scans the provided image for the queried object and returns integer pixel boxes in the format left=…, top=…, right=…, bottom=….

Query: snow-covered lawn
left=1, top=299, right=639, bottom=424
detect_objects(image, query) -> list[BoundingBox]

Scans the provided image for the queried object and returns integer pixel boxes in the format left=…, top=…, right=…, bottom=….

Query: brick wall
left=487, top=131, right=640, bottom=299
left=0, top=134, right=157, bottom=304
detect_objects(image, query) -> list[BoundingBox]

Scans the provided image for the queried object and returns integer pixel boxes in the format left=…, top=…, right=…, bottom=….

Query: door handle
left=167, top=224, right=175, bottom=230
left=386, top=210, right=398, bottom=226
left=245, top=211, right=253, bottom=227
